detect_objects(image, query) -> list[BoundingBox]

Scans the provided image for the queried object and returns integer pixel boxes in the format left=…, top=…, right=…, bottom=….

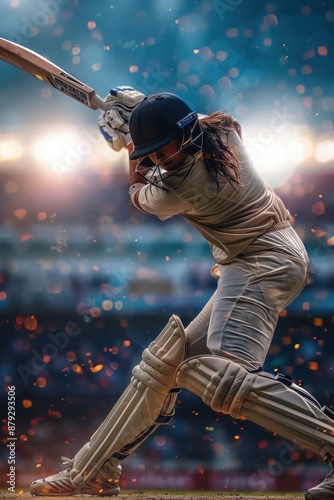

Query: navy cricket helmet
left=129, top=93, right=202, bottom=160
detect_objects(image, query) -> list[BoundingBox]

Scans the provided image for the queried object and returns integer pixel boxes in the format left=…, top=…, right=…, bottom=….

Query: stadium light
left=31, top=127, right=128, bottom=176
left=243, top=122, right=315, bottom=188
left=0, top=138, right=23, bottom=162
left=314, top=140, right=334, bottom=163
left=31, top=130, right=80, bottom=164
left=286, top=136, right=313, bottom=164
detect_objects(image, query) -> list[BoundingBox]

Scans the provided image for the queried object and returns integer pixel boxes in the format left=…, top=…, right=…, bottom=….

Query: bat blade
left=0, top=37, right=107, bottom=111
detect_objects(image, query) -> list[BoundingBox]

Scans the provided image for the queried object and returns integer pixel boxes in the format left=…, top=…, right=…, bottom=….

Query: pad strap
left=112, top=387, right=181, bottom=460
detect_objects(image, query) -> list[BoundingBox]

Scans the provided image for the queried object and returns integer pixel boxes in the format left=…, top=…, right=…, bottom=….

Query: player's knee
left=132, top=315, right=187, bottom=395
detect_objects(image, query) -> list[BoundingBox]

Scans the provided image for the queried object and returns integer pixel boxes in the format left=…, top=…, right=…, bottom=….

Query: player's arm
left=97, top=86, right=149, bottom=212
left=127, top=143, right=146, bottom=186
left=127, top=143, right=148, bottom=212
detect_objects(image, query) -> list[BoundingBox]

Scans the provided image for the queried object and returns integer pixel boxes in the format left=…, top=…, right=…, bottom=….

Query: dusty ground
left=0, top=492, right=305, bottom=500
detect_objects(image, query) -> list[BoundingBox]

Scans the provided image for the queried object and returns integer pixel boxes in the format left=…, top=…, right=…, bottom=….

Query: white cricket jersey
left=129, top=129, right=290, bottom=264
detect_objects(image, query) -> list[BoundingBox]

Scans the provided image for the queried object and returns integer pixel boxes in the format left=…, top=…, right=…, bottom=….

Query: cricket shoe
left=305, top=464, right=334, bottom=500
left=30, top=456, right=121, bottom=496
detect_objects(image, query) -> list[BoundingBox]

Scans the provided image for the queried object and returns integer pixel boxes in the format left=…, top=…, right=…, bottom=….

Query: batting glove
left=98, top=115, right=126, bottom=152
left=99, top=86, right=145, bottom=151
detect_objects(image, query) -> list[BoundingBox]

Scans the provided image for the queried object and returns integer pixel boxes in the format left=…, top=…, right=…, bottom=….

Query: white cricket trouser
left=185, top=227, right=309, bottom=371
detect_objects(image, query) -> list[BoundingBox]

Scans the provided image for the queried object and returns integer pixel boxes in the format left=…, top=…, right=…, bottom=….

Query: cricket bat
left=0, top=37, right=107, bottom=111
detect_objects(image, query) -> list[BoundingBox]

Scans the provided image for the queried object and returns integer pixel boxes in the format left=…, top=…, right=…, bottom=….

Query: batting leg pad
left=70, top=315, right=186, bottom=487
left=112, top=386, right=181, bottom=461
left=175, top=355, right=334, bottom=461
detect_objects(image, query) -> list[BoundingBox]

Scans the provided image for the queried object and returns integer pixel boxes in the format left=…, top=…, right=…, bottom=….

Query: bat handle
left=91, top=94, right=108, bottom=111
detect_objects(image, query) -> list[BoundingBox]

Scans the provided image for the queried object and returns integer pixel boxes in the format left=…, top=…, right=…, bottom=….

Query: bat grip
left=91, top=94, right=108, bottom=111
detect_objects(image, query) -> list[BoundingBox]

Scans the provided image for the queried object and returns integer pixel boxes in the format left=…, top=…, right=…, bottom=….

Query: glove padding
left=99, top=86, right=145, bottom=151
left=98, top=115, right=125, bottom=152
